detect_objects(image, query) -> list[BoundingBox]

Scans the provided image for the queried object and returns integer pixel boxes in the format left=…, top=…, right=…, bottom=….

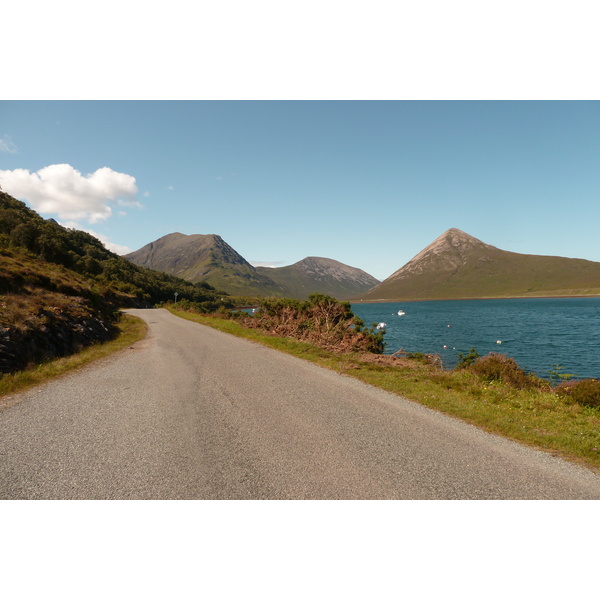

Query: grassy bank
left=170, top=308, right=600, bottom=471
left=0, top=313, right=147, bottom=402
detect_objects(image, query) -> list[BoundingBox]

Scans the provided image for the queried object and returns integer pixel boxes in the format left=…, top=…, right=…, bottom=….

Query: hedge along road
left=1, top=308, right=600, bottom=500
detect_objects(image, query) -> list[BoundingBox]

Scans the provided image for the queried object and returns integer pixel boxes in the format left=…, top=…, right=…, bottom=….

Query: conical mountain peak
left=388, top=229, right=494, bottom=280
left=358, top=227, right=600, bottom=301
left=125, top=232, right=286, bottom=296
left=425, top=228, right=493, bottom=252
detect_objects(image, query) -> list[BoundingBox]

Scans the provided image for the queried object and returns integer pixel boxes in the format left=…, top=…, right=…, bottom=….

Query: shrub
left=547, top=364, right=577, bottom=384
left=555, top=379, right=600, bottom=409
left=227, top=293, right=385, bottom=354
left=456, top=347, right=480, bottom=368
left=468, top=352, right=538, bottom=389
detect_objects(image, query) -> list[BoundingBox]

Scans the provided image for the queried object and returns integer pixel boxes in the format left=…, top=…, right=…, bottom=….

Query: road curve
left=1, top=308, right=599, bottom=499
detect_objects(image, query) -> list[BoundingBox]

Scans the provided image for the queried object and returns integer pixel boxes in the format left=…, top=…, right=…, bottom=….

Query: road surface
left=1, top=308, right=599, bottom=499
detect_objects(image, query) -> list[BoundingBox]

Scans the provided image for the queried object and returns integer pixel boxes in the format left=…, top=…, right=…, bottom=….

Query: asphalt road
left=1, top=308, right=600, bottom=499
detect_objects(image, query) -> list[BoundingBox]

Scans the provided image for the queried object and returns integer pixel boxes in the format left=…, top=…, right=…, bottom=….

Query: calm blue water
left=351, top=298, right=600, bottom=380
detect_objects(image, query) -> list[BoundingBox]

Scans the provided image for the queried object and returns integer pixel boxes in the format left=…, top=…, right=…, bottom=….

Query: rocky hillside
left=359, top=228, right=600, bottom=301
left=125, top=233, right=287, bottom=297
left=255, top=257, right=380, bottom=300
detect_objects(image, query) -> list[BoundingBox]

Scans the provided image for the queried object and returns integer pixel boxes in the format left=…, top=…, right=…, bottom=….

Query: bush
left=555, top=379, right=600, bottom=409
left=456, top=347, right=480, bottom=368
left=468, top=352, right=538, bottom=389
left=228, top=293, right=385, bottom=354
left=547, top=364, right=577, bottom=384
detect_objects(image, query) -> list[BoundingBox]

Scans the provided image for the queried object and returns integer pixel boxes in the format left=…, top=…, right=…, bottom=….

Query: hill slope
left=0, top=191, right=233, bottom=373
left=125, top=233, right=287, bottom=297
left=359, top=228, right=600, bottom=301
left=255, top=257, right=380, bottom=300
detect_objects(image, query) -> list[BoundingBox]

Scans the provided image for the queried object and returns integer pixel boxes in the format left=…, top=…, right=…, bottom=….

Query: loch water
left=351, top=297, right=600, bottom=380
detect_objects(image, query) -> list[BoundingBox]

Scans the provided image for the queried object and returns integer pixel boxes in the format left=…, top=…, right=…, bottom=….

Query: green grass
left=0, top=313, right=147, bottom=401
left=170, top=308, right=600, bottom=471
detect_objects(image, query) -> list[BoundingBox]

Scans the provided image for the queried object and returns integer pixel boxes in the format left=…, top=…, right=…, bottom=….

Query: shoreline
left=352, top=293, right=600, bottom=304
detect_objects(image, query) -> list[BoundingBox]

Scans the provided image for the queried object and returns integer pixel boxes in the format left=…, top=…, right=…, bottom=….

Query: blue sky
left=1, top=100, right=599, bottom=280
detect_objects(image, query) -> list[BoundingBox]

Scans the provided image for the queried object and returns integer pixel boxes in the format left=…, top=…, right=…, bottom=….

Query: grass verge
left=170, top=308, right=600, bottom=471
left=0, top=313, right=147, bottom=401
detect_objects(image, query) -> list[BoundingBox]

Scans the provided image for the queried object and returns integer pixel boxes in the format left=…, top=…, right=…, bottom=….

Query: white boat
left=397, top=310, right=406, bottom=316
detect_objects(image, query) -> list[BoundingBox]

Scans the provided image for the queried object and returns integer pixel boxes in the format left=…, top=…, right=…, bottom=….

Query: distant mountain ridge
left=126, top=228, right=600, bottom=302
left=125, top=233, right=379, bottom=299
left=256, top=257, right=380, bottom=300
left=358, top=228, right=600, bottom=301
left=125, top=232, right=285, bottom=297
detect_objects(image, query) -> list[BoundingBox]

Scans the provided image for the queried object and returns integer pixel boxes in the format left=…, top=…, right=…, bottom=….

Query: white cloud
left=250, top=260, right=285, bottom=268
left=0, top=135, right=17, bottom=154
left=0, top=163, right=141, bottom=224
left=93, top=235, right=132, bottom=256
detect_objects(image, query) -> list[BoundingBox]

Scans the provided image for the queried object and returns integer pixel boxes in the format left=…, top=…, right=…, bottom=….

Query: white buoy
left=496, top=340, right=502, bottom=344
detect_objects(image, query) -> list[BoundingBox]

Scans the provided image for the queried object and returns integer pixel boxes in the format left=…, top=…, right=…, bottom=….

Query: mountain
left=255, top=257, right=380, bottom=300
left=125, top=233, right=287, bottom=297
left=358, top=228, right=600, bottom=301
left=126, top=234, right=381, bottom=300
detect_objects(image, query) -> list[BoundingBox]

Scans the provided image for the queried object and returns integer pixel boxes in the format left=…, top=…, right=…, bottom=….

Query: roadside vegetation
left=168, top=300, right=600, bottom=470
left=0, top=313, right=147, bottom=401
left=229, top=294, right=385, bottom=353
